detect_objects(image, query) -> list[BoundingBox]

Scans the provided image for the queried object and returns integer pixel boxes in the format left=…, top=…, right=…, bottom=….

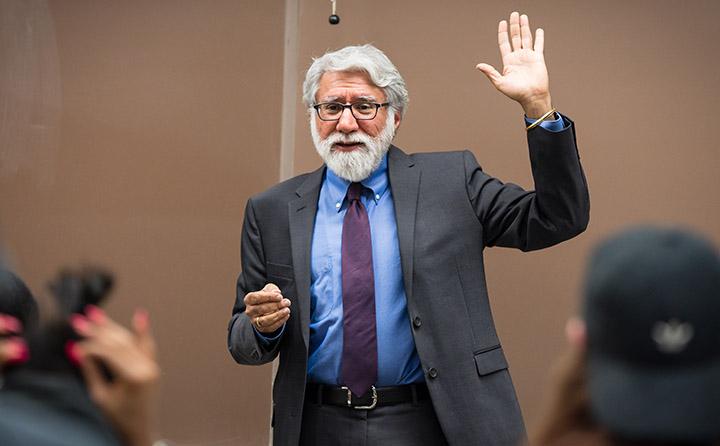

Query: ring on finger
left=255, top=316, right=263, bottom=328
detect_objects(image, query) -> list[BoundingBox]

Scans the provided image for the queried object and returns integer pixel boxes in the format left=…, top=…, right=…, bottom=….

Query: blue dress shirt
left=307, top=155, right=423, bottom=385
left=255, top=114, right=567, bottom=385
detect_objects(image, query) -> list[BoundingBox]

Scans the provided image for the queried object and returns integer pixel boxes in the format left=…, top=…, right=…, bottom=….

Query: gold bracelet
left=525, top=108, right=557, bottom=131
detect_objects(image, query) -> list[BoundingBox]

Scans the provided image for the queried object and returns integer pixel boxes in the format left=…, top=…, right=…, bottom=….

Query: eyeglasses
left=312, top=101, right=390, bottom=121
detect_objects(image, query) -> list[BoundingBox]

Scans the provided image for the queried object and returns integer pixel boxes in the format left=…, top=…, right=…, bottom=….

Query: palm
left=477, top=12, right=551, bottom=113
left=497, top=49, right=548, bottom=102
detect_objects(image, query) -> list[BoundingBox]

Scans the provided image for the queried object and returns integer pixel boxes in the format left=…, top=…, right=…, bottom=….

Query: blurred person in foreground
left=0, top=269, right=160, bottom=446
left=532, top=226, right=720, bottom=446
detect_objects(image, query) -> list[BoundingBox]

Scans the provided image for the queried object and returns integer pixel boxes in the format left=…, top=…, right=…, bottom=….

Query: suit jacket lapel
left=289, top=166, right=325, bottom=351
left=388, top=146, right=420, bottom=302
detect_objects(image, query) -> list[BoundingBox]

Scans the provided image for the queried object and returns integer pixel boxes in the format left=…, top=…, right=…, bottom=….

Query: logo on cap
left=651, top=319, right=694, bottom=354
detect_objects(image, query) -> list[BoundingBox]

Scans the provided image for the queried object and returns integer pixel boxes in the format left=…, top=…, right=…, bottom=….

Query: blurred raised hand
left=70, top=306, right=159, bottom=446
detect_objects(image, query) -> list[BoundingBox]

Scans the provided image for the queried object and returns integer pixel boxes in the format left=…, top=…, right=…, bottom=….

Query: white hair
left=302, top=44, right=409, bottom=117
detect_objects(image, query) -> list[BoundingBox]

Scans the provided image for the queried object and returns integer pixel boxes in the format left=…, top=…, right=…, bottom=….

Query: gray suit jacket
left=228, top=117, right=589, bottom=446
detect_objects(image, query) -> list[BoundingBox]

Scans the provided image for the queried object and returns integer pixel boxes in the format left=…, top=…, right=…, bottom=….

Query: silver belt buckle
left=341, top=385, right=377, bottom=410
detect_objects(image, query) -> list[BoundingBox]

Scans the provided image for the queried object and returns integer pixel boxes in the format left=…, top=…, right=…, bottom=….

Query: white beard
left=311, top=110, right=396, bottom=182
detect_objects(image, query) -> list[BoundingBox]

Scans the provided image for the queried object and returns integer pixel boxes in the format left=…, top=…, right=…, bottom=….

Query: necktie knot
left=346, top=182, right=364, bottom=202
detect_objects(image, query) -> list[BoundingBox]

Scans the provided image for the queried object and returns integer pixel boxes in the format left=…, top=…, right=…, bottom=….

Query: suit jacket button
left=413, top=316, right=422, bottom=328
left=427, top=367, right=438, bottom=379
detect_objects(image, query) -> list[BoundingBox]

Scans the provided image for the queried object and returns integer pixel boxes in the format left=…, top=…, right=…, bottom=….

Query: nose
left=335, top=107, right=359, bottom=134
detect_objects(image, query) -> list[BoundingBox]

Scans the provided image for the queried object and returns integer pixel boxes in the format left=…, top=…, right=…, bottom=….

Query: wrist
left=521, top=94, right=553, bottom=119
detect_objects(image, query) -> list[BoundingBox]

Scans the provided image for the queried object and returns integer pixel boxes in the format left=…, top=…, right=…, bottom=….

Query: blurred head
left=0, top=269, right=38, bottom=329
left=580, top=226, right=720, bottom=444
left=6, top=267, right=113, bottom=373
left=303, top=45, right=407, bottom=182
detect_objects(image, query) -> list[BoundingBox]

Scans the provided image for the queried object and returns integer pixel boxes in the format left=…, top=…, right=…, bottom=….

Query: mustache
left=323, top=132, right=374, bottom=146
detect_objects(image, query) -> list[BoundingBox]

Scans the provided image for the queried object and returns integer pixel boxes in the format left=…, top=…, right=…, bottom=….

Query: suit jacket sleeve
left=227, top=197, right=283, bottom=365
left=465, top=115, right=590, bottom=251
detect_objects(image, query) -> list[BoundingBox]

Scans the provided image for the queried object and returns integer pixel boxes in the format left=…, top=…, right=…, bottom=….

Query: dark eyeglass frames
left=312, top=101, right=390, bottom=121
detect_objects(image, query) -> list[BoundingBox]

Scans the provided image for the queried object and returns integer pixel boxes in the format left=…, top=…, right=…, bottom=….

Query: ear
left=565, top=317, right=587, bottom=351
left=393, top=111, right=401, bottom=130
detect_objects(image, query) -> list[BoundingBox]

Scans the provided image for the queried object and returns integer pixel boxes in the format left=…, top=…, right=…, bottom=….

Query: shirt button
left=427, top=368, right=438, bottom=379
left=375, top=194, right=380, bottom=200
left=335, top=202, right=341, bottom=209
left=413, top=316, right=422, bottom=328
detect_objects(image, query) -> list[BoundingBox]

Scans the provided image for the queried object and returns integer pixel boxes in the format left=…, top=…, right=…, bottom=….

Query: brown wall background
left=1, top=1, right=285, bottom=444
left=1, top=0, right=718, bottom=444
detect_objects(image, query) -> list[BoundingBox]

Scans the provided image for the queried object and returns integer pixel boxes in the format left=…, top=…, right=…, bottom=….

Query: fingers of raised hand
left=520, top=14, right=533, bottom=50
left=509, top=11, right=521, bottom=51
left=500, top=12, right=538, bottom=55
left=498, top=20, right=511, bottom=59
left=534, top=28, right=544, bottom=54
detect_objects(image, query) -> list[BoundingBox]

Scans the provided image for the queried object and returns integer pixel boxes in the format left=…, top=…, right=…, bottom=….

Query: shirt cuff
left=524, top=113, right=567, bottom=132
left=254, top=323, right=286, bottom=346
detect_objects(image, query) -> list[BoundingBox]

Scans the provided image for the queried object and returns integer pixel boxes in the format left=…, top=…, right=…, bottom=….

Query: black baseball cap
left=582, top=226, right=720, bottom=443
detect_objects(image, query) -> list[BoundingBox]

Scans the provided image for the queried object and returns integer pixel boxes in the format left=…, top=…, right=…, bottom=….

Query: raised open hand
left=476, top=12, right=552, bottom=118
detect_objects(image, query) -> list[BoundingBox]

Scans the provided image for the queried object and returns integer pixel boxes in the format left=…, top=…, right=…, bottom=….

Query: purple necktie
left=340, top=182, right=378, bottom=397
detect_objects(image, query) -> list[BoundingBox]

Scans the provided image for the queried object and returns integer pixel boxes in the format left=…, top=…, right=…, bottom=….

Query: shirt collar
left=326, top=153, right=389, bottom=212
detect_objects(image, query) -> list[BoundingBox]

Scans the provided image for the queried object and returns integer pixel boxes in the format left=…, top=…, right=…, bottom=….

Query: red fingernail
left=70, top=314, right=91, bottom=334
left=0, top=315, right=22, bottom=333
left=64, top=340, right=82, bottom=366
left=5, top=338, right=30, bottom=365
left=85, top=305, right=106, bottom=323
left=133, top=308, right=150, bottom=331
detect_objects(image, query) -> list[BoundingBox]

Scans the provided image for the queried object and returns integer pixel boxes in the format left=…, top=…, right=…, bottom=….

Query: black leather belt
left=306, top=383, right=430, bottom=410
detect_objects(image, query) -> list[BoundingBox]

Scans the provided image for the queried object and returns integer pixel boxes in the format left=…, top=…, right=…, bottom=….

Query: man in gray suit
left=228, top=12, right=589, bottom=446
